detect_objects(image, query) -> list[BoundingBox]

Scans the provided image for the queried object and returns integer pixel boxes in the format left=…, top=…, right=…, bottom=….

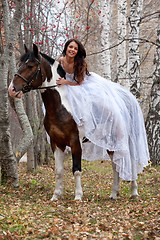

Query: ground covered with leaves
left=0, top=156, right=160, bottom=240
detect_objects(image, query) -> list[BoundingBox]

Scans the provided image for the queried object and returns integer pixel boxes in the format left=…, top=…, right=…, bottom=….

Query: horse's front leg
left=51, top=147, right=64, bottom=201
left=74, top=171, right=83, bottom=200
left=71, top=138, right=83, bottom=201
left=131, top=180, right=139, bottom=198
left=109, top=152, right=120, bottom=200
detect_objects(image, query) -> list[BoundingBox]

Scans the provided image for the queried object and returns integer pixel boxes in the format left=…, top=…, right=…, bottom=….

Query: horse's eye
left=27, top=65, right=33, bottom=69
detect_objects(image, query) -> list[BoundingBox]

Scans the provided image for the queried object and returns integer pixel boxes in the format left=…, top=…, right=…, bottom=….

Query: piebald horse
left=8, top=44, right=139, bottom=201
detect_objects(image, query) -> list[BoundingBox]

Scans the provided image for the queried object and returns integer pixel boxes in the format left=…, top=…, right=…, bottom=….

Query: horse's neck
left=41, top=62, right=59, bottom=91
left=41, top=61, right=72, bottom=114
left=41, top=89, right=61, bottom=114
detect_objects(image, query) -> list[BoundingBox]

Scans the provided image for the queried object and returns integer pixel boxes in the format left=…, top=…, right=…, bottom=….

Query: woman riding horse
left=8, top=39, right=149, bottom=200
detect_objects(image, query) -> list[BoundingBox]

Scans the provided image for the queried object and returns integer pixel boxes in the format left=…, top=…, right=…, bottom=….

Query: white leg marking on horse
left=74, top=171, right=83, bottom=201
left=78, top=126, right=85, bottom=140
left=51, top=148, right=64, bottom=201
left=110, top=157, right=120, bottom=200
left=131, top=180, right=139, bottom=198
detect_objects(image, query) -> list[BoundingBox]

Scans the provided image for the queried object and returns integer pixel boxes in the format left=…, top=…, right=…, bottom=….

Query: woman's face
left=66, top=41, right=78, bottom=58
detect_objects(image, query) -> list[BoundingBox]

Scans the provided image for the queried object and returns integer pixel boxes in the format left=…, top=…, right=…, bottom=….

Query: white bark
left=0, top=0, right=34, bottom=186
left=9, top=51, right=34, bottom=163
left=33, top=92, right=46, bottom=166
left=145, top=15, right=160, bottom=165
left=13, top=97, right=34, bottom=162
left=127, top=0, right=142, bottom=97
left=0, top=55, right=19, bottom=186
left=0, top=0, right=24, bottom=186
left=117, top=0, right=127, bottom=86
left=25, top=93, right=35, bottom=170
left=98, top=0, right=111, bottom=79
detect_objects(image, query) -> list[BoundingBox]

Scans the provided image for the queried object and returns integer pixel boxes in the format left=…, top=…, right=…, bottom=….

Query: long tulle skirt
left=66, top=72, right=149, bottom=181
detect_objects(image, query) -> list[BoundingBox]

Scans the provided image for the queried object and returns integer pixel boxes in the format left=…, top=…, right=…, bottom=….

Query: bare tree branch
left=87, top=38, right=159, bottom=56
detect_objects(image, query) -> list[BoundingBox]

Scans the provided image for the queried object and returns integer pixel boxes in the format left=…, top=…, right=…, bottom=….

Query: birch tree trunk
left=33, top=92, right=46, bottom=166
left=117, top=0, right=127, bottom=86
left=17, top=0, right=51, bottom=167
left=9, top=51, right=34, bottom=163
left=127, top=0, right=142, bottom=97
left=98, top=0, right=111, bottom=79
left=13, top=97, right=34, bottom=162
left=0, top=0, right=23, bottom=186
left=25, top=93, right=35, bottom=170
left=0, top=56, right=19, bottom=186
left=145, top=15, right=160, bottom=165
left=1, top=0, right=35, bottom=186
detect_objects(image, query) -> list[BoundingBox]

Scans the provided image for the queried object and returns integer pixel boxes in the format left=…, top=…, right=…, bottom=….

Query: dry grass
left=0, top=157, right=160, bottom=239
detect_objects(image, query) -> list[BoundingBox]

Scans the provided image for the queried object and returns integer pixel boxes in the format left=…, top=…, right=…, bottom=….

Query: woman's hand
left=56, top=77, right=67, bottom=87
left=8, top=82, right=23, bottom=98
left=56, top=77, right=82, bottom=87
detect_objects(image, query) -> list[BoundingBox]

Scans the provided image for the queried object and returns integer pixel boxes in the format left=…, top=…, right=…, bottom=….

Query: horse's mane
left=40, top=52, right=55, bottom=65
left=20, top=51, right=35, bottom=63
left=20, top=51, right=56, bottom=65
left=40, top=52, right=66, bottom=78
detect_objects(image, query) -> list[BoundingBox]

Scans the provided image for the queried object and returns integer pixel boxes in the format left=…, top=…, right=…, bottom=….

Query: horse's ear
left=33, top=43, right=39, bottom=58
left=24, top=44, right=29, bottom=53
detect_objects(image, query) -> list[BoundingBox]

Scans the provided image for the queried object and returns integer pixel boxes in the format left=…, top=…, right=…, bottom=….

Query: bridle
left=14, top=55, right=59, bottom=94
left=14, top=55, right=44, bottom=93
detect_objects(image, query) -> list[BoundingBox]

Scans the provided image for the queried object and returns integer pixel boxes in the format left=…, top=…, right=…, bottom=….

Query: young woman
left=56, top=38, right=149, bottom=181
left=56, top=38, right=89, bottom=86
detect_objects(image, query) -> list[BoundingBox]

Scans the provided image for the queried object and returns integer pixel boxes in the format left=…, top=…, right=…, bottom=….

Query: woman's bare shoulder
left=58, top=57, right=63, bottom=65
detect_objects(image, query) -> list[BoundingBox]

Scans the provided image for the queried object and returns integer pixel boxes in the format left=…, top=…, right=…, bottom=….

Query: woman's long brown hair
left=62, top=38, right=90, bottom=83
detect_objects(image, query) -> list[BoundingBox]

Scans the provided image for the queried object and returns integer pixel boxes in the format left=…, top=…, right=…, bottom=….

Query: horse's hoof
left=109, top=196, right=117, bottom=200
left=74, top=196, right=82, bottom=201
left=131, top=194, right=139, bottom=199
left=50, top=195, right=59, bottom=201
left=109, top=193, right=117, bottom=200
left=50, top=197, right=58, bottom=201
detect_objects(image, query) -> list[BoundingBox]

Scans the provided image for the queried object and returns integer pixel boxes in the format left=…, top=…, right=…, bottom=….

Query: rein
left=33, top=84, right=60, bottom=91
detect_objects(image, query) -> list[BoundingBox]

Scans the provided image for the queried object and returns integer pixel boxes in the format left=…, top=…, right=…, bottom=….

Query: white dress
left=64, top=70, right=149, bottom=181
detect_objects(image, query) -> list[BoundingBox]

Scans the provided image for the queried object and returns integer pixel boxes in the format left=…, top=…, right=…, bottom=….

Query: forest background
left=0, top=0, right=160, bottom=239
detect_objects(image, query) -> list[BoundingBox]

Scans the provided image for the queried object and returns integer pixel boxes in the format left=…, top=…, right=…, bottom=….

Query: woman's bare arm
left=56, top=78, right=83, bottom=86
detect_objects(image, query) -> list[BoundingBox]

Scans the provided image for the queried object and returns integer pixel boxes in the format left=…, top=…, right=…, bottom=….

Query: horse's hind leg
left=51, top=147, right=64, bottom=201
left=108, top=151, right=120, bottom=200
left=131, top=180, right=139, bottom=198
left=110, top=161, right=120, bottom=200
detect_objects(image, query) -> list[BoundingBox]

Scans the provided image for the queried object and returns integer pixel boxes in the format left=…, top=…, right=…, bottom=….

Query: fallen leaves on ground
left=0, top=157, right=160, bottom=240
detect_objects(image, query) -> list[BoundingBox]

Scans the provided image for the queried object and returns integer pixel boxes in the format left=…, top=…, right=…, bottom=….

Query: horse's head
left=12, top=44, right=52, bottom=93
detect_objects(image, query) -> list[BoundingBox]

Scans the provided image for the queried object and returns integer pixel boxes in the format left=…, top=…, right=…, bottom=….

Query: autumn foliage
left=0, top=158, right=160, bottom=239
